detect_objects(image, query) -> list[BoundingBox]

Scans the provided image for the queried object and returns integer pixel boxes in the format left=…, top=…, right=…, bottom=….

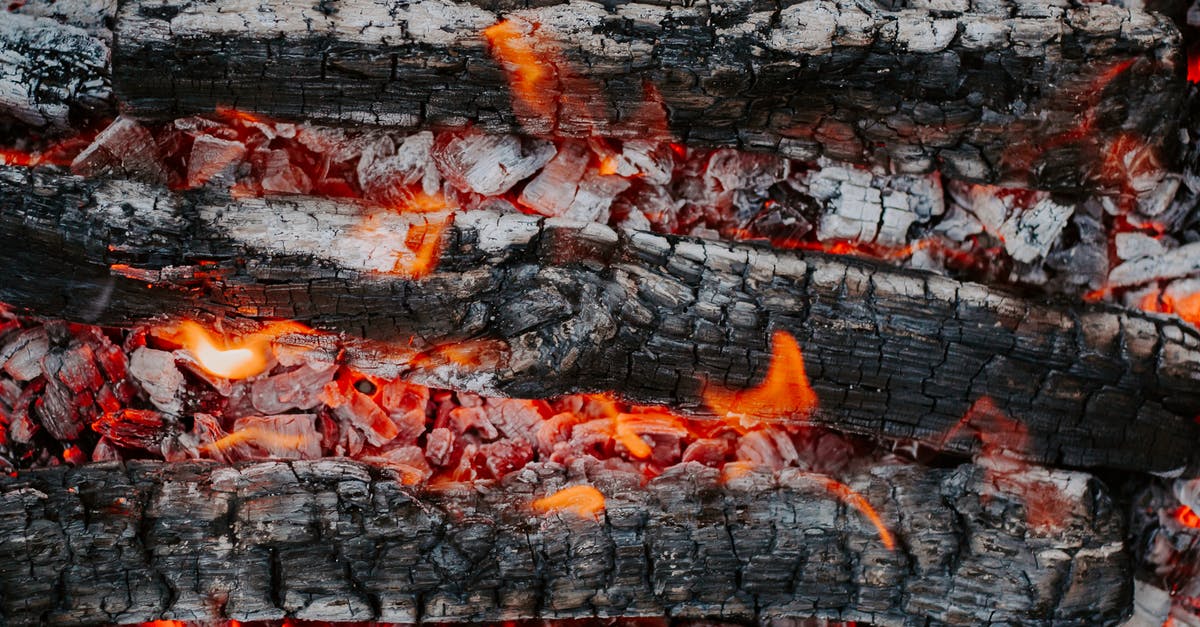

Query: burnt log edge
left=2, top=167, right=1199, bottom=474
left=0, top=457, right=1130, bottom=625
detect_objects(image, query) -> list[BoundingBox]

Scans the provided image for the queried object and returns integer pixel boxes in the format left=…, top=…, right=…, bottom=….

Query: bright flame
left=177, top=321, right=272, bottom=380
left=819, top=478, right=895, bottom=550
left=532, top=485, right=606, bottom=520
left=705, top=330, right=818, bottom=428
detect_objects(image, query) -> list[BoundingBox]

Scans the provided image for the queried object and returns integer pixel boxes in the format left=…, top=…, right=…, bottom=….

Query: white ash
left=1116, top=232, right=1169, bottom=261
left=0, top=13, right=110, bottom=130
left=432, top=130, right=556, bottom=196
left=0, top=327, right=49, bottom=382
left=129, top=347, right=185, bottom=415
left=356, top=131, right=440, bottom=203
left=809, top=160, right=944, bottom=247
left=946, top=183, right=1075, bottom=264
left=1110, top=240, right=1200, bottom=288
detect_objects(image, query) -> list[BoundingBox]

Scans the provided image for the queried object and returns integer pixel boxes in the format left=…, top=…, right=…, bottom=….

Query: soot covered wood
left=1, top=167, right=1199, bottom=473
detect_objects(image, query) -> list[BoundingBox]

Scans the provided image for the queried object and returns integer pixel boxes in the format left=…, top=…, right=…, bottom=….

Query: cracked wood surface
left=2, top=167, right=1199, bottom=473
left=0, top=13, right=110, bottom=132
left=109, top=0, right=1187, bottom=192
left=0, top=458, right=1129, bottom=625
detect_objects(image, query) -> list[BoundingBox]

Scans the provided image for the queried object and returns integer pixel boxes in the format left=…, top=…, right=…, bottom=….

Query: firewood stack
left=0, top=0, right=1198, bottom=625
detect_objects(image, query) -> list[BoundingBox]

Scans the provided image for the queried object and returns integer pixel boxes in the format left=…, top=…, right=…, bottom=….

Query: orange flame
left=532, top=485, right=606, bottom=520
left=175, top=321, right=273, bottom=380
left=819, top=478, right=895, bottom=550
left=704, top=330, right=818, bottom=428
left=391, top=216, right=451, bottom=280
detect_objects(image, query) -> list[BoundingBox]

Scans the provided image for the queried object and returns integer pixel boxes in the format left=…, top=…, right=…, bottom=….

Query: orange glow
left=819, top=478, right=895, bottom=550
left=199, top=428, right=310, bottom=456
left=614, top=410, right=690, bottom=459
left=532, top=485, right=606, bottom=520
left=176, top=321, right=272, bottom=380
left=484, top=19, right=557, bottom=126
left=597, top=154, right=620, bottom=176
left=215, top=105, right=266, bottom=125
left=1137, top=289, right=1200, bottom=329
left=399, top=191, right=454, bottom=214
left=1174, top=505, right=1200, bottom=529
left=943, top=396, right=1028, bottom=456
left=388, top=216, right=451, bottom=280
left=1188, top=45, right=1199, bottom=83
left=705, top=330, right=818, bottom=427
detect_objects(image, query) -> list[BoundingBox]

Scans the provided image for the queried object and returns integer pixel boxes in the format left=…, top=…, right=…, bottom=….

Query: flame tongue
left=705, top=330, right=818, bottom=428
left=177, top=321, right=271, bottom=380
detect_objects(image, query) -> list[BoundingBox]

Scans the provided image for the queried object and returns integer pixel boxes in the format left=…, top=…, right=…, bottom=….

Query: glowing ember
left=174, top=321, right=272, bottom=380
left=483, top=19, right=558, bottom=130
left=1189, top=45, right=1200, bottom=84
left=704, top=330, right=818, bottom=428
left=819, top=477, right=895, bottom=550
left=1174, top=505, right=1200, bottom=529
left=392, top=215, right=451, bottom=280
left=532, top=485, right=606, bottom=520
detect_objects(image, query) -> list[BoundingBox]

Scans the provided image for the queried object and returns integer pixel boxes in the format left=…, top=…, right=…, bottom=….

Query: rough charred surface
left=0, top=458, right=1130, bottom=625
left=2, top=167, right=1200, bottom=473
left=0, top=13, right=111, bottom=132
left=111, top=0, right=1186, bottom=192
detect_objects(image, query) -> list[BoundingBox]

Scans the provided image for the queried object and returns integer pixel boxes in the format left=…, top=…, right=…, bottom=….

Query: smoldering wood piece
left=0, top=13, right=111, bottom=132
left=2, top=167, right=1200, bottom=473
left=110, top=0, right=1186, bottom=191
left=0, top=458, right=1130, bottom=625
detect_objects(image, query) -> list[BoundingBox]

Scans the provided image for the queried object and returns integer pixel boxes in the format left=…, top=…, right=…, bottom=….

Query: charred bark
left=0, top=458, right=1130, bottom=625
left=2, top=167, right=1199, bottom=473
left=0, top=13, right=111, bottom=133
left=109, top=0, right=1187, bottom=192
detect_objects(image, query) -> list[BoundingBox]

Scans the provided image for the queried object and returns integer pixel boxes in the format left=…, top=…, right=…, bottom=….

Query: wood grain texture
left=0, top=458, right=1130, bottom=626
left=110, top=0, right=1187, bottom=191
left=2, top=167, right=1199, bottom=473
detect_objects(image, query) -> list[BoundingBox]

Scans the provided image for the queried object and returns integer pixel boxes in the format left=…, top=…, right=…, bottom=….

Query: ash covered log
left=109, top=0, right=1187, bottom=191
left=0, top=13, right=110, bottom=132
left=2, top=167, right=1199, bottom=473
left=0, top=458, right=1130, bottom=625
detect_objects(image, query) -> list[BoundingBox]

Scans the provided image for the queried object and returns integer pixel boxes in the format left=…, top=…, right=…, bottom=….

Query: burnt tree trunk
left=109, top=0, right=1187, bottom=192
left=2, top=167, right=1199, bottom=473
left=0, top=458, right=1130, bottom=626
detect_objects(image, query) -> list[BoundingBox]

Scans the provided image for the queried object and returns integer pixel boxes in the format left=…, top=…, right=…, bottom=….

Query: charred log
left=108, top=0, right=1188, bottom=192
left=0, top=458, right=1130, bottom=625
left=0, top=13, right=110, bottom=133
left=2, top=167, right=1199, bottom=473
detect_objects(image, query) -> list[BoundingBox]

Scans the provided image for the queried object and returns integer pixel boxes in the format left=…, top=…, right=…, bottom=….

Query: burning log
left=0, top=458, right=1129, bottom=625
left=2, top=167, right=1199, bottom=474
left=102, top=0, right=1186, bottom=192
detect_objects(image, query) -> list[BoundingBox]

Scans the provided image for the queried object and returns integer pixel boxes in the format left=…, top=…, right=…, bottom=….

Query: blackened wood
left=0, top=13, right=111, bottom=132
left=2, top=167, right=1200, bottom=473
left=0, top=458, right=1130, bottom=625
left=110, top=0, right=1187, bottom=192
